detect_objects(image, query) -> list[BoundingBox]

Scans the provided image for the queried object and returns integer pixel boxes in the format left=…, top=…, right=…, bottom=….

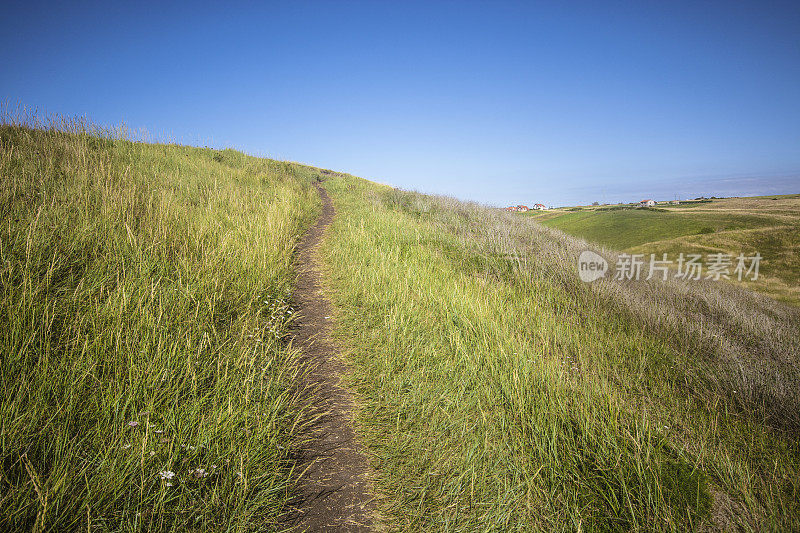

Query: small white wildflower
left=165, top=482, right=173, bottom=487
left=154, top=430, right=163, bottom=434
left=159, top=470, right=175, bottom=480
left=121, top=443, right=132, bottom=450
left=127, top=421, right=139, bottom=428
left=150, top=451, right=156, bottom=457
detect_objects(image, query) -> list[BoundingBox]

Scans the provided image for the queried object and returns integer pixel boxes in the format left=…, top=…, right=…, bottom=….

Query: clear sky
left=2, top=1, right=799, bottom=206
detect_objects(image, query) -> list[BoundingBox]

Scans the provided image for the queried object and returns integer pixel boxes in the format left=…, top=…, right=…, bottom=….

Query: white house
left=532, top=203, right=547, bottom=210
left=639, top=199, right=656, bottom=207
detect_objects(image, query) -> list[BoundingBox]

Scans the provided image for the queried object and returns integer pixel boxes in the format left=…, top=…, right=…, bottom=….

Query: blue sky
left=2, top=1, right=799, bottom=206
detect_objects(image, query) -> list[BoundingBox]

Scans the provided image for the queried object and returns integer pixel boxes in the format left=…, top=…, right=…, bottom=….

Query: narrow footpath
left=288, top=181, right=376, bottom=532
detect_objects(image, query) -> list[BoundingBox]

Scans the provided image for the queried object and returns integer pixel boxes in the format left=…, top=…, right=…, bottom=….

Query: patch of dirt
left=701, top=488, right=758, bottom=532
left=286, top=182, right=377, bottom=531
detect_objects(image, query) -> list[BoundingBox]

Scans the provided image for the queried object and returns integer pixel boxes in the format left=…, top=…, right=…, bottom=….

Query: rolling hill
left=527, top=197, right=800, bottom=305
left=2, top=115, right=799, bottom=531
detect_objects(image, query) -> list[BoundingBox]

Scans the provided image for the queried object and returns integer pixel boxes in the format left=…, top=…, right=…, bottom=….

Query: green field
left=527, top=198, right=800, bottom=305
left=530, top=209, right=776, bottom=250
left=3, top=117, right=799, bottom=531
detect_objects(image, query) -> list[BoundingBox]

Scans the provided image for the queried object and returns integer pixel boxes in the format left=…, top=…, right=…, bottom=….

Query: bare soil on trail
left=286, top=182, right=377, bottom=532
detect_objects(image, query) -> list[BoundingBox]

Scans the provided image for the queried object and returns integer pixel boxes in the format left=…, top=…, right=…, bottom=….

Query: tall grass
left=0, top=111, right=320, bottom=530
left=320, top=176, right=800, bottom=531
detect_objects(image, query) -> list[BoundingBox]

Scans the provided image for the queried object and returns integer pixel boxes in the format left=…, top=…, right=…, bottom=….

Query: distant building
left=639, top=199, right=656, bottom=207
left=670, top=200, right=680, bottom=205
left=504, top=204, right=536, bottom=212
left=532, top=203, right=547, bottom=210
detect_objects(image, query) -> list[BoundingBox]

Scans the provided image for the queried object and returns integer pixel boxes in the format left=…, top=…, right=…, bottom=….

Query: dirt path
left=287, top=182, right=376, bottom=532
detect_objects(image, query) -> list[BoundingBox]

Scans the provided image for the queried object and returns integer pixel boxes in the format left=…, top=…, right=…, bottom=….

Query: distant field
left=528, top=209, right=777, bottom=249
left=526, top=195, right=800, bottom=305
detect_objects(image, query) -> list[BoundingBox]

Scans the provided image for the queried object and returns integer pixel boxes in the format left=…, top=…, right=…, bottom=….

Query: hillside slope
left=0, top=118, right=320, bottom=530
left=320, top=175, right=800, bottom=531
left=3, top=118, right=798, bottom=531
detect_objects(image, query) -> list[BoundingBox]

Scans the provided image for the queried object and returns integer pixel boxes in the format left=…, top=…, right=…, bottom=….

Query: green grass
left=529, top=209, right=777, bottom=250
left=320, top=177, right=800, bottom=531
left=4, top=112, right=799, bottom=531
left=0, top=114, right=321, bottom=530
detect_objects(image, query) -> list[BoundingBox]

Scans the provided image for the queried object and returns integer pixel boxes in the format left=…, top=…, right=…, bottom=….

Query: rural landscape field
left=526, top=197, right=800, bottom=305
left=3, top=2, right=799, bottom=532
left=2, top=113, right=799, bottom=531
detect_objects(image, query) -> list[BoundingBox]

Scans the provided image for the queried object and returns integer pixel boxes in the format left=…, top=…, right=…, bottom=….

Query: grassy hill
left=0, top=115, right=321, bottom=530
left=320, top=177, right=800, bottom=531
left=527, top=197, right=800, bottom=305
left=3, top=117, right=799, bottom=531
